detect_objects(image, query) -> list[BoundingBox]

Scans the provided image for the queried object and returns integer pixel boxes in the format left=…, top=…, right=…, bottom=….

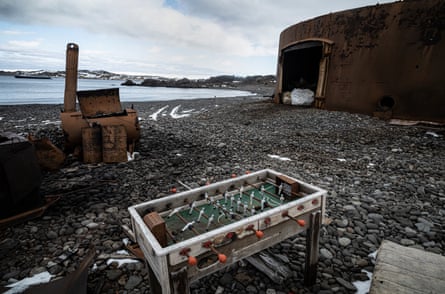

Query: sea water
left=0, top=76, right=254, bottom=105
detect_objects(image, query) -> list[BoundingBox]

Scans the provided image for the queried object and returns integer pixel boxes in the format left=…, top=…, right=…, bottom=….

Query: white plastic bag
left=291, top=88, right=314, bottom=106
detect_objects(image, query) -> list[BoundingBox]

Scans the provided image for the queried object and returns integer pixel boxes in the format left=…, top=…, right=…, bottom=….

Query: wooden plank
left=370, top=240, right=445, bottom=294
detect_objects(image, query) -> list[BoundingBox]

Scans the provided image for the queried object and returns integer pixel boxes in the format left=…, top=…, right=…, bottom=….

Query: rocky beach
left=1, top=87, right=444, bottom=293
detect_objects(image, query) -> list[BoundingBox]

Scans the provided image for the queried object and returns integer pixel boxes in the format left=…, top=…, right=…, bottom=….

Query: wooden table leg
left=171, top=266, right=190, bottom=294
left=304, top=211, right=321, bottom=286
left=146, top=261, right=163, bottom=294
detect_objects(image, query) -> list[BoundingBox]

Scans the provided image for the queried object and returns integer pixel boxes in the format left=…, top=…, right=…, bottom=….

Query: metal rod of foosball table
left=241, top=187, right=279, bottom=209
left=240, top=190, right=269, bottom=210
left=246, top=182, right=281, bottom=199
left=184, top=200, right=210, bottom=220
left=175, top=211, right=201, bottom=236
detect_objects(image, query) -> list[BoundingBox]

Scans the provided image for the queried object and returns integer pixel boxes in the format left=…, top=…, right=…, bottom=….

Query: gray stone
left=415, top=222, right=431, bottom=233
left=335, top=219, right=349, bottom=228
left=343, top=205, right=356, bottom=211
left=86, top=222, right=100, bottom=229
left=338, top=237, right=351, bottom=247
left=29, top=266, right=47, bottom=276
left=246, top=285, right=258, bottom=293
left=46, top=231, right=58, bottom=239
left=219, top=272, right=233, bottom=286
left=368, top=213, right=384, bottom=224
left=48, top=264, right=63, bottom=275
left=106, top=269, right=122, bottom=281
left=400, top=239, right=415, bottom=246
left=320, top=248, right=334, bottom=259
left=266, top=289, right=277, bottom=294
left=404, top=227, right=417, bottom=236
left=335, top=277, right=357, bottom=291
left=124, top=275, right=142, bottom=290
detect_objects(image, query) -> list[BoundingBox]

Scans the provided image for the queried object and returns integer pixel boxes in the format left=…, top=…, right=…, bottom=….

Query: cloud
left=0, top=0, right=394, bottom=76
left=1, top=30, right=33, bottom=35
left=7, top=40, right=41, bottom=49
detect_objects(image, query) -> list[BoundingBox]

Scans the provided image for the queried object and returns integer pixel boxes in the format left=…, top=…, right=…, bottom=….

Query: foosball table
left=129, top=169, right=327, bottom=294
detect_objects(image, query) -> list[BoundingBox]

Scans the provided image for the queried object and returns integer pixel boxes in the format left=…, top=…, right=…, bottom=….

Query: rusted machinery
left=60, top=43, right=140, bottom=162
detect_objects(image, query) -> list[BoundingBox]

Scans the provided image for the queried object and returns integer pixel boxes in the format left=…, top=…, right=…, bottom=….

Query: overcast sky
left=0, top=0, right=394, bottom=78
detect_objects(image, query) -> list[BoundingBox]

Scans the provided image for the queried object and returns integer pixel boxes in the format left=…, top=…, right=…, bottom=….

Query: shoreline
left=1, top=96, right=444, bottom=293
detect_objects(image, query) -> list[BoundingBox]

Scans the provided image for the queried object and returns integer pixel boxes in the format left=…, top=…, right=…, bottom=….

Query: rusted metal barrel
left=64, top=43, right=79, bottom=112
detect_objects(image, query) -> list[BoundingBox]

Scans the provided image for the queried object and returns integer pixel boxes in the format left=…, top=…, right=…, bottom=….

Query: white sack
left=291, top=88, right=314, bottom=106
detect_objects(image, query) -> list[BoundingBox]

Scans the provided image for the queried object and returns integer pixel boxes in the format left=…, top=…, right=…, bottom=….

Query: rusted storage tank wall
left=275, top=0, right=445, bottom=122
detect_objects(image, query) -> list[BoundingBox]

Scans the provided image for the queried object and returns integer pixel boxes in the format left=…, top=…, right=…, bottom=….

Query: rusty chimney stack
left=64, top=43, right=79, bottom=112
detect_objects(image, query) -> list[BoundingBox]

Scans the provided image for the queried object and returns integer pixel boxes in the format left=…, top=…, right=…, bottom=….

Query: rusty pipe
left=64, top=43, right=79, bottom=112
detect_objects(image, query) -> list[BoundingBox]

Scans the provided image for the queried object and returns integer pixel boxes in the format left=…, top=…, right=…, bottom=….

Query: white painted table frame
left=129, top=169, right=327, bottom=294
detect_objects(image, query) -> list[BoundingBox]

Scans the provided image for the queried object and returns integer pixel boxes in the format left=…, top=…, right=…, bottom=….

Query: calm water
left=0, top=76, right=254, bottom=105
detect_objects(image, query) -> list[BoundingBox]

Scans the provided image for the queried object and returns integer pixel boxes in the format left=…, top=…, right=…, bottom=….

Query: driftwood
left=245, top=251, right=292, bottom=284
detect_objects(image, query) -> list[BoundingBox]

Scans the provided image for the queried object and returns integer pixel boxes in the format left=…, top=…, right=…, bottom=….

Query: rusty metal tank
left=274, top=0, right=445, bottom=123
left=60, top=43, right=140, bottom=152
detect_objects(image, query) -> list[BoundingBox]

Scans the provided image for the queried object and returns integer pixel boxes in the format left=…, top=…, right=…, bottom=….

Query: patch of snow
left=353, top=270, right=373, bottom=294
left=115, top=250, right=129, bottom=255
left=0, top=117, right=3, bottom=121
left=91, top=263, right=98, bottom=272
left=426, top=131, right=441, bottom=138
left=368, top=250, right=378, bottom=264
left=106, top=258, right=140, bottom=268
left=268, top=154, right=292, bottom=161
left=336, top=158, right=347, bottom=162
left=122, top=238, right=129, bottom=246
left=127, top=152, right=140, bottom=161
left=5, top=271, right=53, bottom=294
left=170, top=105, right=191, bottom=119
left=149, top=105, right=169, bottom=121
left=41, top=120, right=61, bottom=125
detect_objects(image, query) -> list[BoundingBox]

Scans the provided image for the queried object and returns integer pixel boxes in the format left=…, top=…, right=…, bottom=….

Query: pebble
left=46, top=231, right=58, bottom=239
left=338, top=237, right=351, bottom=247
left=106, top=269, right=123, bottom=281
left=125, top=275, right=142, bottom=290
left=1, top=96, right=444, bottom=294
left=219, top=273, right=233, bottom=286
left=400, top=239, right=415, bottom=246
left=335, top=219, right=348, bottom=228
left=320, top=248, right=334, bottom=259
left=335, top=277, right=357, bottom=291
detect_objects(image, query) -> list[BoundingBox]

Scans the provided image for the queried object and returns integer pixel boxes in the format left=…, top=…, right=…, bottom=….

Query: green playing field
left=164, top=182, right=288, bottom=244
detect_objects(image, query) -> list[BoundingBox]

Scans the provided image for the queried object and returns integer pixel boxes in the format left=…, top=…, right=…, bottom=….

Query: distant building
left=274, top=0, right=445, bottom=122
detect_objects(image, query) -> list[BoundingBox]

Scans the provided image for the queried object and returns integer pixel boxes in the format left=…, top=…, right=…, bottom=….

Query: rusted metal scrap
left=23, top=247, right=96, bottom=294
left=28, top=135, right=66, bottom=171
left=0, top=132, right=43, bottom=219
left=60, top=43, right=140, bottom=163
